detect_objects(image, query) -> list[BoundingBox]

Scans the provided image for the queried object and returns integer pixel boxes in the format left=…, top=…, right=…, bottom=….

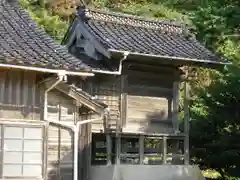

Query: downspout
left=73, top=110, right=109, bottom=180
left=92, top=51, right=129, bottom=75
left=43, top=71, right=67, bottom=121
left=43, top=115, right=106, bottom=180
left=43, top=72, right=109, bottom=180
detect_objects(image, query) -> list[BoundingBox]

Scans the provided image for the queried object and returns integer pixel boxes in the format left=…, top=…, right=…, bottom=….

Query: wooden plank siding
left=121, top=64, right=181, bottom=134
left=0, top=69, right=42, bottom=120
left=75, top=64, right=181, bottom=135
left=0, top=69, right=97, bottom=180
left=90, top=76, right=121, bottom=132
left=46, top=90, right=77, bottom=180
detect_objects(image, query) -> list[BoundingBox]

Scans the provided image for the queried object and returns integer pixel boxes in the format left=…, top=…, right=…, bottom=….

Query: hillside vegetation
left=20, top=0, right=240, bottom=179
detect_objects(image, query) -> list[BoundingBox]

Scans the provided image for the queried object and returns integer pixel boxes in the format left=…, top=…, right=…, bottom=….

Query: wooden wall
left=0, top=69, right=42, bottom=120
left=123, top=70, right=175, bottom=134
left=0, top=69, right=92, bottom=180
left=82, top=76, right=121, bottom=132
left=74, top=62, right=181, bottom=135
left=47, top=90, right=77, bottom=180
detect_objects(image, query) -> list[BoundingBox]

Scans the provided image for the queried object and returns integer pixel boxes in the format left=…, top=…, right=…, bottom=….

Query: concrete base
left=90, top=165, right=205, bottom=180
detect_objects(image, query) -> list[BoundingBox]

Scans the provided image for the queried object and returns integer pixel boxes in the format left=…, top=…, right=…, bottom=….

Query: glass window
left=23, top=165, right=42, bottom=177
left=4, top=127, right=23, bottom=138
left=23, top=152, right=42, bottom=164
left=24, top=140, right=42, bottom=151
left=4, top=139, right=22, bottom=151
left=3, top=164, right=22, bottom=176
left=1, top=125, right=44, bottom=178
left=3, top=152, right=22, bottom=163
left=24, top=127, right=42, bottom=139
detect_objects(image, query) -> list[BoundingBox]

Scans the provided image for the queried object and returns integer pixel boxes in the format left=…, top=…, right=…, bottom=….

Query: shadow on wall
left=128, top=109, right=175, bottom=134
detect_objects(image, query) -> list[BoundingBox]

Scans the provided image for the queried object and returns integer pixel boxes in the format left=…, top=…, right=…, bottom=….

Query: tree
left=189, top=1, right=240, bottom=178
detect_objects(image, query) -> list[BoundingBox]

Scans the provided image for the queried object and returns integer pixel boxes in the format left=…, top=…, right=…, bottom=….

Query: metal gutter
left=109, top=49, right=232, bottom=65
left=0, top=63, right=95, bottom=77
left=92, top=51, right=129, bottom=75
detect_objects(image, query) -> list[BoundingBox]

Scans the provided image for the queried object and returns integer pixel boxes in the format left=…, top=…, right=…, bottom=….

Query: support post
left=106, top=112, right=112, bottom=166
left=172, top=81, right=180, bottom=133
left=116, top=131, right=121, bottom=165
left=184, top=81, right=190, bottom=164
left=163, top=136, right=167, bottom=164
left=139, top=135, right=144, bottom=164
left=106, top=134, right=112, bottom=165
left=115, top=107, right=121, bottom=164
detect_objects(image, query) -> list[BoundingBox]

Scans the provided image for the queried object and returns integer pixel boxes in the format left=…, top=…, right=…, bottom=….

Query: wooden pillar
left=115, top=74, right=127, bottom=165
left=120, top=75, right=127, bottom=127
left=106, top=134, right=112, bottom=165
left=116, top=108, right=121, bottom=164
left=172, top=81, right=180, bottom=133
left=163, top=136, right=167, bottom=164
left=115, top=133, right=121, bottom=164
left=172, top=81, right=180, bottom=164
left=184, top=81, right=190, bottom=164
left=139, top=135, right=144, bottom=164
left=106, top=111, right=112, bottom=165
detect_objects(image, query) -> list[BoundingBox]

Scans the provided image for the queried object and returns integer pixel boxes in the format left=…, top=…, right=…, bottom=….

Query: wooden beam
left=125, top=62, right=180, bottom=72
left=184, top=81, right=190, bottom=164
left=126, top=70, right=178, bottom=80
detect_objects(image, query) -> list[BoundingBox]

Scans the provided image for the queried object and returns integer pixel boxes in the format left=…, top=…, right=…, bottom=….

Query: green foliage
left=20, top=0, right=69, bottom=42
left=189, top=0, right=240, bottom=178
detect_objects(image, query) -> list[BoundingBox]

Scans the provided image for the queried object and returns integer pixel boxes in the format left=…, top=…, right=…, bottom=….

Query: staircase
left=106, top=109, right=119, bottom=133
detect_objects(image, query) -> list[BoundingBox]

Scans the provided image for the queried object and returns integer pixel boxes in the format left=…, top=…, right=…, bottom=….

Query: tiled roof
left=0, top=1, right=91, bottom=71
left=75, top=6, right=229, bottom=64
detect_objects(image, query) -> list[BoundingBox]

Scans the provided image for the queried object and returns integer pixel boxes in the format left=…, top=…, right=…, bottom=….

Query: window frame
left=0, top=123, right=46, bottom=178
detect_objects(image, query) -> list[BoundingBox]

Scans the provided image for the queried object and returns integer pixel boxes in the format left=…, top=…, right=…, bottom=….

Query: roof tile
left=0, top=1, right=91, bottom=71
left=76, top=7, right=228, bottom=64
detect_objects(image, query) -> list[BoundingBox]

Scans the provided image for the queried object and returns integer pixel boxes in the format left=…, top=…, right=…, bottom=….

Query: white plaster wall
left=90, top=165, right=205, bottom=180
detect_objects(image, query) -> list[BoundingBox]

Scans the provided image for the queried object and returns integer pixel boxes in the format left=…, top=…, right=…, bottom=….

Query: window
left=166, top=138, right=184, bottom=165
left=0, top=124, right=45, bottom=178
left=120, top=136, right=139, bottom=164
left=91, top=134, right=107, bottom=165
left=143, top=138, right=163, bottom=165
